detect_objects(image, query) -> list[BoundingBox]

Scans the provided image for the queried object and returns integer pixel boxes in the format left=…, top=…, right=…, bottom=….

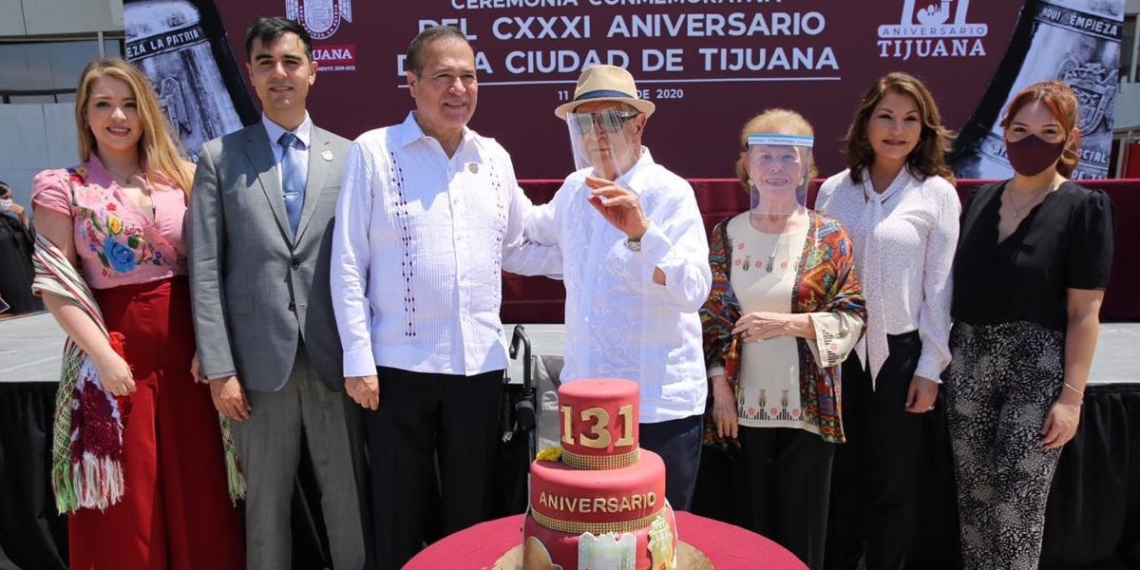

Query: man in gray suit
left=188, top=17, right=365, bottom=570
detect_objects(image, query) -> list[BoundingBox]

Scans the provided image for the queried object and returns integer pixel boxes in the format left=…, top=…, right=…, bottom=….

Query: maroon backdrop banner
left=212, top=0, right=1024, bottom=179
left=501, top=178, right=1140, bottom=324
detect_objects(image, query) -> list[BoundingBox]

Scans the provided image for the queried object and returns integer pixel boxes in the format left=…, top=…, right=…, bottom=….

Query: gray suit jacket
left=188, top=122, right=349, bottom=392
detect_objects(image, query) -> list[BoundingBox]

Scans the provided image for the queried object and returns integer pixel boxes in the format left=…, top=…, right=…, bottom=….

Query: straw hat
left=554, top=65, right=656, bottom=120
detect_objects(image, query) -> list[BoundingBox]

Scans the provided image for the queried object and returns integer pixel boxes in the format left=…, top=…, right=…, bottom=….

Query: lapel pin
left=322, top=150, right=334, bottom=161
left=468, top=163, right=479, bottom=174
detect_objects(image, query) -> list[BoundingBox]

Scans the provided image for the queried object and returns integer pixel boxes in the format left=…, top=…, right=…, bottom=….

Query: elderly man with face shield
left=698, top=109, right=865, bottom=570
left=503, top=65, right=712, bottom=511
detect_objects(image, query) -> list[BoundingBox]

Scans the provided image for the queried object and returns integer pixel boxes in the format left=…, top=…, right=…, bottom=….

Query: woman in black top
left=946, top=80, right=1114, bottom=570
left=0, top=180, right=41, bottom=315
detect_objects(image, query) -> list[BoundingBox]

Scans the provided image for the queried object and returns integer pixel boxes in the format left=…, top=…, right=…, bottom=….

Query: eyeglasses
left=570, top=110, right=640, bottom=135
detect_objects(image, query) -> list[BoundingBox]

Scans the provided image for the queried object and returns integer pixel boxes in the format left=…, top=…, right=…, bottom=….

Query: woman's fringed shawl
left=32, top=235, right=245, bottom=512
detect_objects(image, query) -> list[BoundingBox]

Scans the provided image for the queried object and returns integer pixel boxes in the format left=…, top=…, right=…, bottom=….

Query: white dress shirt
left=816, top=168, right=959, bottom=385
left=331, top=112, right=545, bottom=377
left=262, top=112, right=312, bottom=186
left=503, top=147, right=712, bottom=422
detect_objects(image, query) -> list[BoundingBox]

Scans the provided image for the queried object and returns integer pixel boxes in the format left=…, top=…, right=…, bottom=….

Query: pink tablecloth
left=404, top=511, right=808, bottom=570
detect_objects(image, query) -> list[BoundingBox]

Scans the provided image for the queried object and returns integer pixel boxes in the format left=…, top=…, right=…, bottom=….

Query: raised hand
left=585, top=176, right=651, bottom=240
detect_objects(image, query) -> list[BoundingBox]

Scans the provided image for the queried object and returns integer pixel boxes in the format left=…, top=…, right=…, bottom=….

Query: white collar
left=394, top=111, right=485, bottom=154
left=262, top=112, right=313, bottom=149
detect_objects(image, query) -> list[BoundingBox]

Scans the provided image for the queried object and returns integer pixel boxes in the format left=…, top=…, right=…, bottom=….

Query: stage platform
left=1, top=315, right=1137, bottom=570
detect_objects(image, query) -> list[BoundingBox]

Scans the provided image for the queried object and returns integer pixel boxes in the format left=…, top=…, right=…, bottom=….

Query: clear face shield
left=746, top=134, right=814, bottom=220
left=565, top=108, right=642, bottom=181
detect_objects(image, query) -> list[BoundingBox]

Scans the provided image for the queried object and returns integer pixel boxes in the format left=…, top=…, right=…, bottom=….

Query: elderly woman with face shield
left=699, top=109, right=865, bottom=570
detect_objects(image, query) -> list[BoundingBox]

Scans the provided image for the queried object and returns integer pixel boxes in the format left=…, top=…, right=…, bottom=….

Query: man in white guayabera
left=503, top=65, right=712, bottom=512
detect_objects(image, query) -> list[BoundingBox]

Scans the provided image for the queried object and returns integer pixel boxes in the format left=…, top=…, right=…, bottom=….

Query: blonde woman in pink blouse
left=31, top=58, right=243, bottom=570
left=816, top=72, right=960, bottom=570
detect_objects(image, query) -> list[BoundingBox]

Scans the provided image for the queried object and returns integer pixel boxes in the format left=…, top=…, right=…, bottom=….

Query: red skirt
left=69, top=277, right=244, bottom=570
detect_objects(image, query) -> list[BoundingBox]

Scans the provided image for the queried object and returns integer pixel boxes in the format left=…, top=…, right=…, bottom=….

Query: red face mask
left=1005, top=133, right=1065, bottom=177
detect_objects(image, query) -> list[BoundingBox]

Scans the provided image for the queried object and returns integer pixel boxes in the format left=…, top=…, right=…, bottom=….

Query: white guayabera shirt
left=332, top=112, right=557, bottom=377
left=504, top=148, right=712, bottom=423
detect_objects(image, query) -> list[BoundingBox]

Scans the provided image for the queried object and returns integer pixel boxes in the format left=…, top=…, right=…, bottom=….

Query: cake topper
left=521, top=536, right=563, bottom=570
left=578, top=532, right=637, bottom=570
left=648, top=510, right=677, bottom=570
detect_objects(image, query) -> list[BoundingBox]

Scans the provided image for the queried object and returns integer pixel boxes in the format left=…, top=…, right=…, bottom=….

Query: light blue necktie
left=278, top=132, right=306, bottom=236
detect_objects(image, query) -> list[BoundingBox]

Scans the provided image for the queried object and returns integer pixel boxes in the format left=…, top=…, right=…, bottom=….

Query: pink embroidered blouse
left=32, top=156, right=188, bottom=289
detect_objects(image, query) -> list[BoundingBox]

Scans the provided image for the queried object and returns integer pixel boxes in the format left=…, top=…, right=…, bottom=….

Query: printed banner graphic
left=125, top=0, right=1124, bottom=179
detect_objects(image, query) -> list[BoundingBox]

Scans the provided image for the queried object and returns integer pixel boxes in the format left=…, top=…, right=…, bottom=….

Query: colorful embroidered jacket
left=700, top=210, right=865, bottom=446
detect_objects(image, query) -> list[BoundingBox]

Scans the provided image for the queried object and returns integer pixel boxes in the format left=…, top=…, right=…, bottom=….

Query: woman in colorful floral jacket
left=699, top=108, right=865, bottom=570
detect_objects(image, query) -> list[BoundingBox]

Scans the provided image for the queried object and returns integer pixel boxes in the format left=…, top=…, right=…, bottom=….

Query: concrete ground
left=0, top=312, right=68, bottom=383
left=0, top=312, right=569, bottom=384
left=2, top=312, right=1137, bottom=384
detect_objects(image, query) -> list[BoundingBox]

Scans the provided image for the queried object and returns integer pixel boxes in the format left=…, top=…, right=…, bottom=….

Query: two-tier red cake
left=521, top=378, right=678, bottom=570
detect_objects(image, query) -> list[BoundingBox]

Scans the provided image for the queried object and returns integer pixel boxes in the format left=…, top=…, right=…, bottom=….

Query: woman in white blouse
left=815, top=72, right=960, bottom=570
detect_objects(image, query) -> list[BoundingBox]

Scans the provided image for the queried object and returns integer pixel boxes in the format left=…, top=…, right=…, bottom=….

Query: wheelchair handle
left=509, top=324, right=533, bottom=391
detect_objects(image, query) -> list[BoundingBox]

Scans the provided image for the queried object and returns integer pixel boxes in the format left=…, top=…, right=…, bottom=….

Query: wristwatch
left=624, top=237, right=642, bottom=252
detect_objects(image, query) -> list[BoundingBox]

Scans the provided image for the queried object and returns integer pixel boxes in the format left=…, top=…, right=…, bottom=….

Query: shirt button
left=291, top=258, right=301, bottom=268
left=288, top=302, right=297, bottom=311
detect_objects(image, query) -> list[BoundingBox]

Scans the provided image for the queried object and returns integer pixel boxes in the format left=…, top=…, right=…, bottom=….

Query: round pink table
left=404, top=511, right=808, bottom=569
